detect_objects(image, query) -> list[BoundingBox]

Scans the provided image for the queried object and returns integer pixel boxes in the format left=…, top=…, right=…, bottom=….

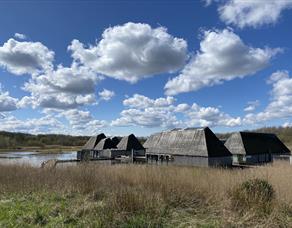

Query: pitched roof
left=117, top=134, right=144, bottom=151
left=94, top=137, right=115, bottom=150
left=144, top=127, right=231, bottom=157
left=82, top=133, right=106, bottom=150
left=111, top=136, right=120, bottom=147
left=225, top=132, right=291, bottom=155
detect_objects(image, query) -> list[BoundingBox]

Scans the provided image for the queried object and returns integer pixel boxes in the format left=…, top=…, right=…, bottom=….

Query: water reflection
left=0, top=151, right=77, bottom=167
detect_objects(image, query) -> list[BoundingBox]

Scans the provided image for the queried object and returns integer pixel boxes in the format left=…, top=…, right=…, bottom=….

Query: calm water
left=0, top=151, right=77, bottom=167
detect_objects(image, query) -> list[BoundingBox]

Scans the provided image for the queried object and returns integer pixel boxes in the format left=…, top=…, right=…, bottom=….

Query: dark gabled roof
left=117, top=134, right=144, bottom=151
left=111, top=136, right=120, bottom=147
left=144, top=127, right=231, bottom=157
left=205, top=127, right=232, bottom=157
left=82, top=133, right=106, bottom=150
left=225, top=132, right=291, bottom=155
left=94, top=137, right=115, bottom=150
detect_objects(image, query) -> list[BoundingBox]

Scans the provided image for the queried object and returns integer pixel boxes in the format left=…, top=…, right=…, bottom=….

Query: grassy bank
left=1, top=163, right=292, bottom=227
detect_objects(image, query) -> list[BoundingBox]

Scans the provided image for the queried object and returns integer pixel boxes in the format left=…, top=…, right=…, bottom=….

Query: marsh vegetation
left=1, top=162, right=292, bottom=227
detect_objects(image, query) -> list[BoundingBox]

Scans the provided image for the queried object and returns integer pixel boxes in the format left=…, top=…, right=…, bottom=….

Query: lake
left=0, top=151, right=77, bottom=167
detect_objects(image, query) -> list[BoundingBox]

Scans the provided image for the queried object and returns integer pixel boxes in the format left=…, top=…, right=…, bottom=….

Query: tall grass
left=1, top=162, right=292, bottom=226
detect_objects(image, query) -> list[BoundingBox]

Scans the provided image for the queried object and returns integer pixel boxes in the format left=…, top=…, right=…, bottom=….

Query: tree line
left=217, top=126, right=292, bottom=146
left=1, top=126, right=292, bottom=149
left=0, top=131, right=89, bottom=149
left=0, top=131, right=148, bottom=149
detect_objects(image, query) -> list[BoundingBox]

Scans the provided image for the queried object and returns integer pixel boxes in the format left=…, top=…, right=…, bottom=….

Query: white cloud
left=262, top=71, right=292, bottom=119
left=185, top=103, right=241, bottom=127
left=283, top=122, right=292, bottom=128
left=243, top=71, right=292, bottom=124
left=244, top=100, right=260, bottom=112
left=113, top=94, right=178, bottom=128
left=0, top=38, right=54, bottom=75
left=204, top=0, right=214, bottom=6
left=0, top=109, right=108, bottom=135
left=112, top=94, right=241, bottom=129
left=21, top=64, right=102, bottom=109
left=0, top=84, right=19, bottom=112
left=123, top=94, right=175, bottom=109
left=98, top=89, right=115, bottom=101
left=218, top=0, right=292, bottom=28
left=0, top=92, right=18, bottom=112
left=0, top=114, right=63, bottom=134
left=267, top=70, right=289, bottom=84
left=68, top=22, right=187, bottom=83
left=111, top=108, right=181, bottom=128
left=14, top=33, right=27, bottom=40
left=60, top=109, right=107, bottom=134
left=174, top=103, right=190, bottom=112
left=165, top=29, right=280, bottom=95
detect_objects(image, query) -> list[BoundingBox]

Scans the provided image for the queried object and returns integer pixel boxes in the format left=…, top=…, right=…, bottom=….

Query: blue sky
left=1, top=0, right=292, bottom=136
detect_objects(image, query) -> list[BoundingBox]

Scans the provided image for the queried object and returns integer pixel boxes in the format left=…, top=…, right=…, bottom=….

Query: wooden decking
left=42, top=156, right=147, bottom=168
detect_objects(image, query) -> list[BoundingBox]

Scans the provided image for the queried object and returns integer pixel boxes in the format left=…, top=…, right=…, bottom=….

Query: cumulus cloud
left=185, top=103, right=241, bottom=127
left=123, top=94, right=175, bottom=109
left=0, top=85, right=19, bottom=112
left=0, top=114, right=63, bottom=134
left=68, top=22, right=187, bottom=83
left=14, top=33, right=27, bottom=40
left=0, top=38, right=54, bottom=75
left=261, top=71, right=292, bottom=119
left=112, top=94, right=241, bottom=129
left=60, top=109, right=107, bottom=133
left=0, top=92, right=18, bottom=112
left=112, top=94, right=178, bottom=128
left=217, top=0, right=292, bottom=28
left=0, top=109, right=108, bottom=135
left=20, top=64, right=102, bottom=110
left=165, top=29, right=280, bottom=95
left=111, top=108, right=181, bottom=128
left=244, top=100, right=260, bottom=112
left=98, top=89, right=115, bottom=101
left=243, top=71, right=292, bottom=124
left=174, top=103, right=191, bottom=112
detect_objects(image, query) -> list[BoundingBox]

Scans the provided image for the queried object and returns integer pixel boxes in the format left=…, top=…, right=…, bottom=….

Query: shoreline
left=0, top=146, right=81, bottom=154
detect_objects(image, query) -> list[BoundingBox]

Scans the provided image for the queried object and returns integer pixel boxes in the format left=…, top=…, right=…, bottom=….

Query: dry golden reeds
left=0, top=162, right=292, bottom=226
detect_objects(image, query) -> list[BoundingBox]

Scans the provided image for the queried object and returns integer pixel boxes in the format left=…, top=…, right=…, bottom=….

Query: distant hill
left=216, top=126, right=292, bottom=148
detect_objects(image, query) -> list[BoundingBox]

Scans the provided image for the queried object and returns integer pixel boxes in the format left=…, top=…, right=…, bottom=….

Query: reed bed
left=0, top=162, right=292, bottom=227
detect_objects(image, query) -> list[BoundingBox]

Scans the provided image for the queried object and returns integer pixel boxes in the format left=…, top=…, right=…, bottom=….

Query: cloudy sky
left=1, top=0, right=292, bottom=136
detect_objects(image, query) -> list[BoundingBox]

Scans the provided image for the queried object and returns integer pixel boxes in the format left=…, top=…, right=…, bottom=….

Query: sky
left=1, top=0, right=292, bottom=136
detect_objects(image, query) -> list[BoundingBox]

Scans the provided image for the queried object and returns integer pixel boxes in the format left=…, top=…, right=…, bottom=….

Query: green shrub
left=229, top=178, right=275, bottom=214
left=33, top=210, right=47, bottom=225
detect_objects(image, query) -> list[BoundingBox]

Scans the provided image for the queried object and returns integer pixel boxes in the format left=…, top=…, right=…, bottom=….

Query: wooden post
left=131, top=149, right=134, bottom=163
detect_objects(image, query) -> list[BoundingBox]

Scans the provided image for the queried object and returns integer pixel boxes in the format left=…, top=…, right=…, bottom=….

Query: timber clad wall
left=149, top=155, right=233, bottom=167
left=99, top=149, right=131, bottom=159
